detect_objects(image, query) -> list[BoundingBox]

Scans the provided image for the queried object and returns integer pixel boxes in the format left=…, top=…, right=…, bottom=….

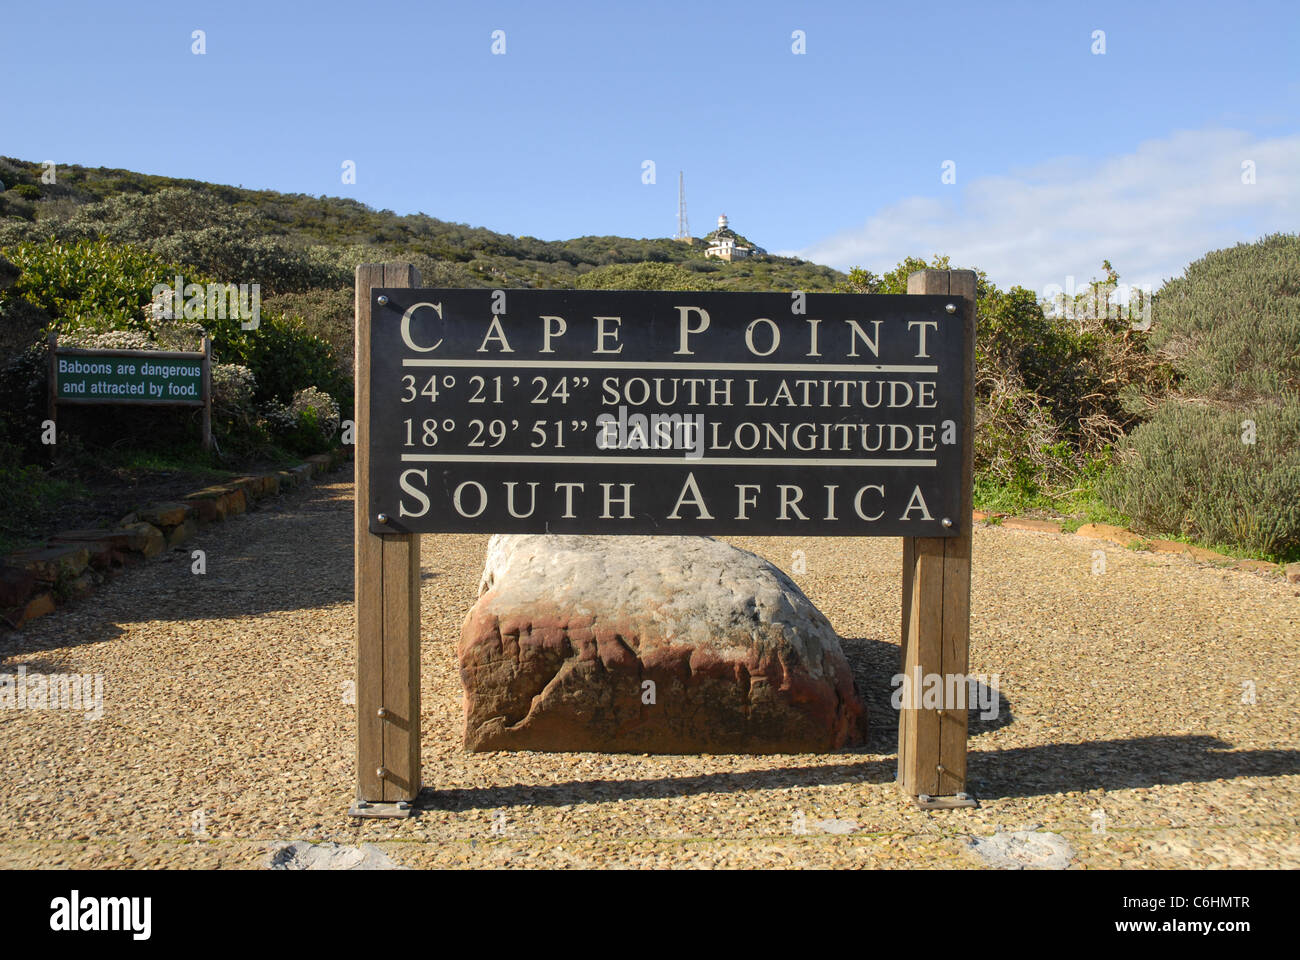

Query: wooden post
left=898, top=269, right=976, bottom=800
left=354, top=262, right=422, bottom=812
left=46, top=331, right=57, bottom=458
left=200, top=335, right=212, bottom=453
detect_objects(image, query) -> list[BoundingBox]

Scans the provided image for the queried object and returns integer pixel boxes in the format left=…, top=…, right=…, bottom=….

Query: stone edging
left=0, top=447, right=353, bottom=630
left=974, top=512, right=1300, bottom=584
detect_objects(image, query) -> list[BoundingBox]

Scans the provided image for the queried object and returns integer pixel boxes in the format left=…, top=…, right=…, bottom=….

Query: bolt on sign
left=366, top=290, right=967, bottom=537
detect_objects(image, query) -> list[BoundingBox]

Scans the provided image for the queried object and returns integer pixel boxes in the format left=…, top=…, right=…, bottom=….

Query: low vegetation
left=1100, top=235, right=1300, bottom=559
left=0, top=156, right=1295, bottom=560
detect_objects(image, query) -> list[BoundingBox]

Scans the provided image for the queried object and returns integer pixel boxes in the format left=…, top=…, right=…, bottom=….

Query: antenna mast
left=675, top=171, right=691, bottom=241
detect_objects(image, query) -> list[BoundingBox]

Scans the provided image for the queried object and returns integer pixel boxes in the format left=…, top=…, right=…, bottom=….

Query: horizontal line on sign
left=399, top=359, right=939, bottom=373
left=54, top=398, right=206, bottom=407
left=397, top=454, right=937, bottom=467
left=54, top=347, right=206, bottom=361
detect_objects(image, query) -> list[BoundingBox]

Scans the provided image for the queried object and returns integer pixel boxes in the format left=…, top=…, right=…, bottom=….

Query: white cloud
left=795, top=128, right=1300, bottom=296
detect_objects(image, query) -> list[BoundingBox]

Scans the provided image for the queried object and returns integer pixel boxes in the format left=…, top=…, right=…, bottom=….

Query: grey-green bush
left=575, top=261, right=714, bottom=291
left=1102, top=402, right=1300, bottom=557
left=1103, top=234, right=1300, bottom=558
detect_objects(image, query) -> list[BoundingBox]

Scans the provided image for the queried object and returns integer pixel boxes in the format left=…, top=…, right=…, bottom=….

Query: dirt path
left=1, top=466, right=1296, bottom=869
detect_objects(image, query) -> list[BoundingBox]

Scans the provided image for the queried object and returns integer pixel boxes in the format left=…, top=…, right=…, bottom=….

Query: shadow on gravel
left=417, top=759, right=898, bottom=812
left=841, top=635, right=1014, bottom=755
left=0, top=654, right=96, bottom=672
left=10, top=481, right=356, bottom=635
left=419, top=736, right=1300, bottom=811
left=969, top=735, right=1300, bottom=799
left=0, top=623, right=127, bottom=662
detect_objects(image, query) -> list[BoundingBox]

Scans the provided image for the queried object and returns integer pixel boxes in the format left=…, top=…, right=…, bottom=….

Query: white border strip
left=398, top=454, right=937, bottom=467
left=400, top=359, right=938, bottom=373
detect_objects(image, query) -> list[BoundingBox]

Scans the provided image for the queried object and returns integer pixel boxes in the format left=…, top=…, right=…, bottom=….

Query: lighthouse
left=705, top=212, right=755, bottom=262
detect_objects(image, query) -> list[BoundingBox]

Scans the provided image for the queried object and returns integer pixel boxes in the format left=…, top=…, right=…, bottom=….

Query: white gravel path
left=1, top=465, right=1296, bottom=869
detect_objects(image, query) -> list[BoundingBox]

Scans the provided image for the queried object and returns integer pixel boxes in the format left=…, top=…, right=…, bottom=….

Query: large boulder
left=458, top=535, right=866, bottom=754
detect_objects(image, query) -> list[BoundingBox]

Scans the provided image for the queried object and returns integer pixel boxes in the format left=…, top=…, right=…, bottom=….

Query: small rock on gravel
left=966, top=831, right=1074, bottom=870
left=267, top=841, right=406, bottom=871
left=813, top=819, right=858, bottom=835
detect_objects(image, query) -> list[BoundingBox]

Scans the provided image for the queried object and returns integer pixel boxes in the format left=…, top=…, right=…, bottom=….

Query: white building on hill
left=705, top=214, right=754, bottom=261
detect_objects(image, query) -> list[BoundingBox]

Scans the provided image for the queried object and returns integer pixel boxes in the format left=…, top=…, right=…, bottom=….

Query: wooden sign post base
left=352, top=263, right=423, bottom=819
left=899, top=269, right=977, bottom=806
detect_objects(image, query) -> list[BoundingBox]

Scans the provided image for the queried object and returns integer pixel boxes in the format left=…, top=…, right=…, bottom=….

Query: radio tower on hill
left=675, top=171, right=691, bottom=242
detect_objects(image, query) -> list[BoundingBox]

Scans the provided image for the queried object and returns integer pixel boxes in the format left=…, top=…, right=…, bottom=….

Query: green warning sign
left=54, top=352, right=204, bottom=405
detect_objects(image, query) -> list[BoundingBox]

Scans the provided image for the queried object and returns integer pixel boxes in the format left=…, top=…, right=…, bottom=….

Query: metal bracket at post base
left=348, top=772, right=422, bottom=819
left=913, top=792, right=979, bottom=810
left=348, top=799, right=416, bottom=819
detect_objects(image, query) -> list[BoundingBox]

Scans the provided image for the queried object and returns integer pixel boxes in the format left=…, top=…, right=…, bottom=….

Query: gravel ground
left=1, top=465, right=1296, bottom=869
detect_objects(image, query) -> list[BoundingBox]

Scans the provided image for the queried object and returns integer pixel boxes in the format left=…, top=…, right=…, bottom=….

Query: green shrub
left=264, top=286, right=355, bottom=374
left=0, top=438, right=81, bottom=554
left=209, top=311, right=350, bottom=415
left=148, top=225, right=347, bottom=293
left=0, top=340, right=53, bottom=455
left=6, top=236, right=349, bottom=412
left=1103, top=234, right=1300, bottom=558
left=973, top=367, right=1078, bottom=493
left=290, top=386, right=341, bottom=451
left=841, top=255, right=1167, bottom=498
left=60, top=328, right=154, bottom=350
left=1143, top=233, right=1300, bottom=404
left=575, top=262, right=714, bottom=291
left=210, top=363, right=262, bottom=451
left=61, top=188, right=348, bottom=293
left=0, top=237, right=171, bottom=332
left=0, top=253, right=17, bottom=290
left=1102, top=402, right=1300, bottom=559
left=403, top=254, right=495, bottom=289
left=260, top=387, right=339, bottom=455
left=0, top=290, right=50, bottom=365
left=0, top=236, right=351, bottom=460
left=212, top=363, right=256, bottom=418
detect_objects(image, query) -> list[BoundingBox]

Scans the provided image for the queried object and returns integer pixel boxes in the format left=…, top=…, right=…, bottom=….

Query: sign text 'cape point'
left=367, top=289, right=968, bottom=536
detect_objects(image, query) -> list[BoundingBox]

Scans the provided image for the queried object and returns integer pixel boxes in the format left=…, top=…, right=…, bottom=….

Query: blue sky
left=2, top=0, right=1296, bottom=292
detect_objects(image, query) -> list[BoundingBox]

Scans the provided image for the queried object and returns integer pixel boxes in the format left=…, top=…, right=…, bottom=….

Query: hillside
left=0, top=157, right=843, bottom=293
left=0, top=155, right=846, bottom=553
left=3, top=156, right=1297, bottom=564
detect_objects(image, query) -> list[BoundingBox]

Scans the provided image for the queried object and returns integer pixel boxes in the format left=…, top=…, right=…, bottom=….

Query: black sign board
left=367, top=289, right=966, bottom=536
